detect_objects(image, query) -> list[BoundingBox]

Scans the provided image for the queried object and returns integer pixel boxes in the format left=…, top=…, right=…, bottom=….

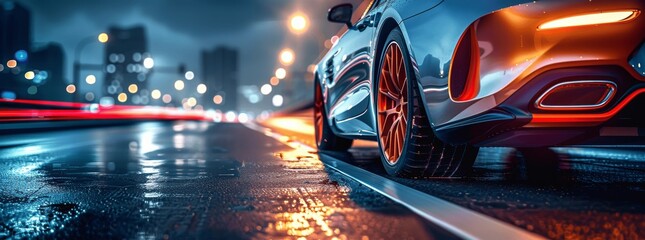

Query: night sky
left=17, top=0, right=361, bottom=110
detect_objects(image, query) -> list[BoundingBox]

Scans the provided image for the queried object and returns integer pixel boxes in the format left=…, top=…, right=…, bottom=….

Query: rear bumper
left=435, top=66, right=645, bottom=147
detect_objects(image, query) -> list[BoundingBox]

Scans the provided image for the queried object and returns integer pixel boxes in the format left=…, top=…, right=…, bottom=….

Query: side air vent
left=449, top=24, right=481, bottom=102
left=325, top=58, right=334, bottom=84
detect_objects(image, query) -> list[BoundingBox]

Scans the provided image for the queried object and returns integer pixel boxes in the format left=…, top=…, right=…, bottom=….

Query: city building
left=0, top=1, right=67, bottom=102
left=201, top=46, right=238, bottom=111
left=0, top=1, right=29, bottom=63
left=30, top=43, right=67, bottom=101
left=103, top=25, right=151, bottom=105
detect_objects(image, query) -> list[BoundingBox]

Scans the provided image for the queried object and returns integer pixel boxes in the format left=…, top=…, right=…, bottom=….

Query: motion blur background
left=0, top=0, right=366, bottom=119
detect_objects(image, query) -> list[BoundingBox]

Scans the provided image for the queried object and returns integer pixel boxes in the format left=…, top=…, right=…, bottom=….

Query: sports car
left=314, top=0, right=645, bottom=177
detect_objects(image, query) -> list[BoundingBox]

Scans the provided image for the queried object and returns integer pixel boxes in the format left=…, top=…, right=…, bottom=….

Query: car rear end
left=436, top=0, right=645, bottom=147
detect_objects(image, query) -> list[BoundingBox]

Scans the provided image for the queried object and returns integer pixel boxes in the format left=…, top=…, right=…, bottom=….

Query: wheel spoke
left=379, top=89, right=399, bottom=103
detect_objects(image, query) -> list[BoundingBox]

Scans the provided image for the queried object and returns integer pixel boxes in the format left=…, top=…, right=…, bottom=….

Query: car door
left=324, top=0, right=384, bottom=138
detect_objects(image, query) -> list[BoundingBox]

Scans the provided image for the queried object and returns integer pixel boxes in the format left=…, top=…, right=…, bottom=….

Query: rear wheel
left=376, top=28, right=479, bottom=177
left=314, top=80, right=353, bottom=151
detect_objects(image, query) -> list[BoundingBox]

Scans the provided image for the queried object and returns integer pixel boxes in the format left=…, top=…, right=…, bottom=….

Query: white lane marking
left=245, top=122, right=545, bottom=240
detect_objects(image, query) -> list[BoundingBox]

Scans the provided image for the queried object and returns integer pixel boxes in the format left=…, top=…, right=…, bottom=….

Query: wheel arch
left=372, top=16, right=435, bottom=129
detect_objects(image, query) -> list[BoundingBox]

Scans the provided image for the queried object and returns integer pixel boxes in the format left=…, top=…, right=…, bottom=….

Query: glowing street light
left=128, top=84, right=138, bottom=93
left=162, top=94, right=172, bottom=103
left=151, top=89, right=161, bottom=99
left=272, top=94, right=284, bottom=107
left=66, top=84, right=76, bottom=94
left=270, top=77, right=280, bottom=86
left=85, top=74, right=96, bottom=84
left=24, top=71, right=35, bottom=80
left=185, top=71, right=194, bottom=80
left=98, top=33, right=109, bottom=43
left=187, top=97, right=197, bottom=107
left=275, top=68, right=287, bottom=79
left=117, top=93, right=128, bottom=102
left=73, top=32, right=109, bottom=102
left=197, top=83, right=207, bottom=94
left=289, top=13, right=309, bottom=33
left=6, top=60, right=17, bottom=68
left=174, top=80, right=185, bottom=90
left=143, top=57, right=154, bottom=69
left=260, top=84, right=272, bottom=95
left=279, top=48, right=295, bottom=66
left=213, top=95, right=223, bottom=104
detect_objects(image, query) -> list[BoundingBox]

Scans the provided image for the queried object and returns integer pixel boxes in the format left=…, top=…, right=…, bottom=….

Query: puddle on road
left=142, top=147, right=241, bottom=178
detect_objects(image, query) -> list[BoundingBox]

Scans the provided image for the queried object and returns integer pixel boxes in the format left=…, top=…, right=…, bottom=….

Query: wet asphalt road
left=0, top=119, right=644, bottom=239
left=265, top=113, right=645, bottom=239
left=0, top=121, right=451, bottom=239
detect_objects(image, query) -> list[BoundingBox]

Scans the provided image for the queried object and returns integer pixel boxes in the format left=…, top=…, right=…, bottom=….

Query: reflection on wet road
left=264, top=112, right=645, bottom=239
left=0, top=122, right=451, bottom=239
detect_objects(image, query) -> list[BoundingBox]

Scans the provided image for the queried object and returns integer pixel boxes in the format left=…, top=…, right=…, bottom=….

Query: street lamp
left=151, top=89, right=161, bottom=99
left=289, top=13, right=309, bottom=34
left=197, top=83, right=207, bottom=94
left=174, top=80, right=185, bottom=90
left=85, top=74, right=96, bottom=85
left=73, top=32, right=108, bottom=102
left=143, top=57, right=154, bottom=69
left=279, top=48, right=295, bottom=66
left=275, top=68, right=287, bottom=79
left=260, top=84, right=272, bottom=95
left=272, top=94, right=284, bottom=107
left=98, top=33, right=109, bottom=43
left=185, top=71, right=195, bottom=80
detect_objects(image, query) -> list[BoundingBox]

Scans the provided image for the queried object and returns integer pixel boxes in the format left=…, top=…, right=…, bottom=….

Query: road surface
left=0, top=116, right=643, bottom=239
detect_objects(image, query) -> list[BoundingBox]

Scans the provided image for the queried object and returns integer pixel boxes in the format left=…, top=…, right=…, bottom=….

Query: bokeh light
left=275, top=68, right=286, bottom=79
left=143, top=57, right=154, bottom=69
left=85, top=74, right=96, bottom=84
left=27, top=86, right=37, bottom=95
left=151, top=89, right=161, bottom=99
left=15, top=50, right=28, bottom=62
left=272, top=95, right=284, bottom=107
left=24, top=71, right=35, bottom=80
left=162, top=94, right=172, bottom=103
left=187, top=97, right=197, bottom=107
left=185, top=71, right=195, bottom=80
left=128, top=84, right=138, bottom=93
left=289, top=13, right=308, bottom=33
left=117, top=93, right=128, bottom=102
left=225, top=111, right=236, bottom=122
left=238, top=113, right=249, bottom=123
left=98, top=33, right=109, bottom=43
left=213, top=95, right=223, bottom=104
left=66, top=84, right=76, bottom=94
left=260, top=84, right=272, bottom=95
left=197, top=83, right=207, bottom=94
left=174, top=80, right=185, bottom=90
left=270, top=77, right=280, bottom=86
left=85, top=92, right=95, bottom=101
left=279, top=48, right=295, bottom=66
left=331, top=35, right=340, bottom=45
left=6, top=60, right=17, bottom=68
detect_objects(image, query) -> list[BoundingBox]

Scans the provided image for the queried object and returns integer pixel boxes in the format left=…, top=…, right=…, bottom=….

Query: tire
left=314, top=79, right=353, bottom=151
left=375, top=28, right=479, bottom=178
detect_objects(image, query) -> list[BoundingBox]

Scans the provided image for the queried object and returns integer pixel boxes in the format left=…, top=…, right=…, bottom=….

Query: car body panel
left=317, top=0, right=645, bottom=147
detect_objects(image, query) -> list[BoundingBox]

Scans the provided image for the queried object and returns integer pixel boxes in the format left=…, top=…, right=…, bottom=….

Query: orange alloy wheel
left=378, top=42, right=408, bottom=164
